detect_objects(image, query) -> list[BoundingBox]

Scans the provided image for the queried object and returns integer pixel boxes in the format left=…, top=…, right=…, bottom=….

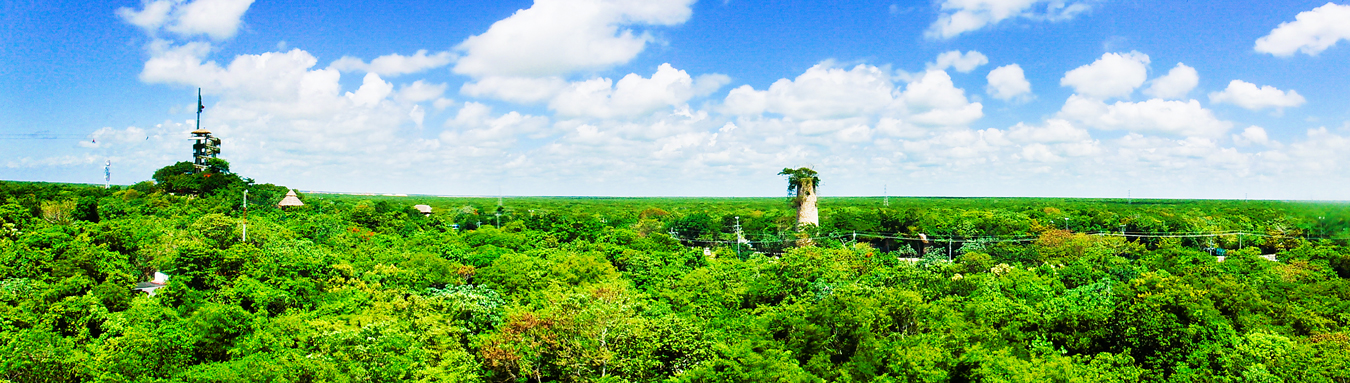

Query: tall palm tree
left=779, top=167, right=820, bottom=227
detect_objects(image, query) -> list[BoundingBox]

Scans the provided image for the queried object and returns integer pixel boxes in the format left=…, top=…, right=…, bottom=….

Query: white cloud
left=443, top=103, right=552, bottom=149
left=1060, top=95, right=1233, bottom=137
left=410, top=105, right=426, bottom=128
left=927, top=0, right=1092, bottom=39
left=117, top=0, right=255, bottom=40
left=329, top=50, right=454, bottom=77
left=81, top=3, right=1350, bottom=198
left=929, top=50, right=989, bottom=73
left=1006, top=119, right=1089, bottom=143
left=1060, top=51, right=1150, bottom=99
left=876, top=118, right=928, bottom=139
left=433, top=98, right=457, bottom=110
left=721, top=85, right=769, bottom=116
left=346, top=73, right=394, bottom=107
left=396, top=81, right=448, bottom=103
left=1255, top=2, right=1350, bottom=56
left=461, top=77, right=570, bottom=104
left=900, top=70, right=984, bottom=127
left=1232, top=126, right=1277, bottom=147
left=117, top=0, right=175, bottom=31
left=1143, top=63, right=1198, bottom=99
left=986, top=63, right=1032, bottom=101
left=725, top=63, right=895, bottom=120
left=719, top=64, right=982, bottom=128
left=549, top=64, right=728, bottom=119
left=717, top=63, right=983, bottom=147
left=1278, top=127, right=1350, bottom=175
left=1208, top=80, right=1306, bottom=112
left=453, top=0, right=695, bottom=78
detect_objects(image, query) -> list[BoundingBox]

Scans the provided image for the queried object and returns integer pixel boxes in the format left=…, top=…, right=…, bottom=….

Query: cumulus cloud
left=1142, top=63, right=1199, bottom=99
left=329, top=50, right=454, bottom=77
left=442, top=102, right=552, bottom=149
left=1208, top=80, right=1306, bottom=112
left=720, top=63, right=982, bottom=128
left=550, top=63, right=729, bottom=119
left=91, top=1, right=1350, bottom=198
left=722, top=63, right=895, bottom=120
left=453, top=0, right=695, bottom=78
left=346, top=73, right=394, bottom=107
left=929, top=50, right=989, bottom=73
left=927, top=0, right=1092, bottom=39
left=900, top=70, right=984, bottom=127
left=1232, top=126, right=1278, bottom=147
left=1006, top=119, right=1089, bottom=143
left=117, top=0, right=255, bottom=40
left=1060, top=95, right=1233, bottom=137
left=986, top=63, right=1032, bottom=101
left=1060, top=51, right=1150, bottom=99
left=1255, top=2, right=1350, bottom=56
left=461, top=77, right=570, bottom=104
left=396, top=81, right=448, bottom=103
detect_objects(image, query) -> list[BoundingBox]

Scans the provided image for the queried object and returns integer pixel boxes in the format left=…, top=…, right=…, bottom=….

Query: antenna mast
left=884, top=184, right=888, bottom=207
left=190, top=88, right=221, bottom=172
left=104, top=160, right=111, bottom=189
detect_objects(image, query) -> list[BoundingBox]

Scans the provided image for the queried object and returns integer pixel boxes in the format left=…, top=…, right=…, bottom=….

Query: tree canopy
left=151, top=158, right=244, bottom=196
left=1, top=174, right=1348, bottom=382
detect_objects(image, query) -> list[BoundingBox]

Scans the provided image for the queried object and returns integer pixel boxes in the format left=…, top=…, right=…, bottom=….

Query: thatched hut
left=414, top=204, right=433, bottom=216
left=277, top=190, right=304, bottom=208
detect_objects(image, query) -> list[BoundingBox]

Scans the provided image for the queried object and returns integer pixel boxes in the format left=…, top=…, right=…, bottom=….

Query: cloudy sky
left=3, top=0, right=1349, bottom=199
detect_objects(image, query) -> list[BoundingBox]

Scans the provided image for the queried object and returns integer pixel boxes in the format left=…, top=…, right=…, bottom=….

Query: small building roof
left=277, top=190, right=304, bottom=207
left=414, top=204, right=432, bottom=214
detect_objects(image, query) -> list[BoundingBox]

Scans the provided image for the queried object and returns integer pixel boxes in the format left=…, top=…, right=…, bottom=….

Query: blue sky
left=3, top=0, right=1349, bottom=199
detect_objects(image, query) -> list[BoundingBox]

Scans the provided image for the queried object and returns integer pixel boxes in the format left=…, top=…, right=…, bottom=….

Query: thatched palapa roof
left=414, top=205, right=432, bottom=215
left=278, top=190, right=304, bottom=207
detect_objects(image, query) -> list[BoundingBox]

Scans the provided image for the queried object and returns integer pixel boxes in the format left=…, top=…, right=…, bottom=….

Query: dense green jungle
left=2, top=161, right=1349, bottom=382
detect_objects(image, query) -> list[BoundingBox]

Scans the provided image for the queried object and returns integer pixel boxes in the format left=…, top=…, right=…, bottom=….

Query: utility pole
left=884, top=184, right=889, bottom=207
left=1319, top=216, right=1325, bottom=239
left=1064, top=217, right=1070, bottom=231
left=734, top=216, right=742, bottom=259
left=242, top=189, right=248, bottom=242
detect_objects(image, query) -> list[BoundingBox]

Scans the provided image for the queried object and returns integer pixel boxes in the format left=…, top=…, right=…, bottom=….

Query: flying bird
left=132, top=271, right=170, bottom=296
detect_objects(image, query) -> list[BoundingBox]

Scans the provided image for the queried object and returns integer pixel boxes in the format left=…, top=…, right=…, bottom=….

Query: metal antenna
left=104, top=160, right=111, bottom=189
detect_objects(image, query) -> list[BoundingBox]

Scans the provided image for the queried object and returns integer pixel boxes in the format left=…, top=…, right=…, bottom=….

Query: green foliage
left=778, top=167, right=820, bottom=207
left=0, top=178, right=1347, bottom=381
left=152, top=160, right=244, bottom=196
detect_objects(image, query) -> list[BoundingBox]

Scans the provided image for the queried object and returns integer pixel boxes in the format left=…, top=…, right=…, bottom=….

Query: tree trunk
left=797, top=182, right=818, bottom=227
